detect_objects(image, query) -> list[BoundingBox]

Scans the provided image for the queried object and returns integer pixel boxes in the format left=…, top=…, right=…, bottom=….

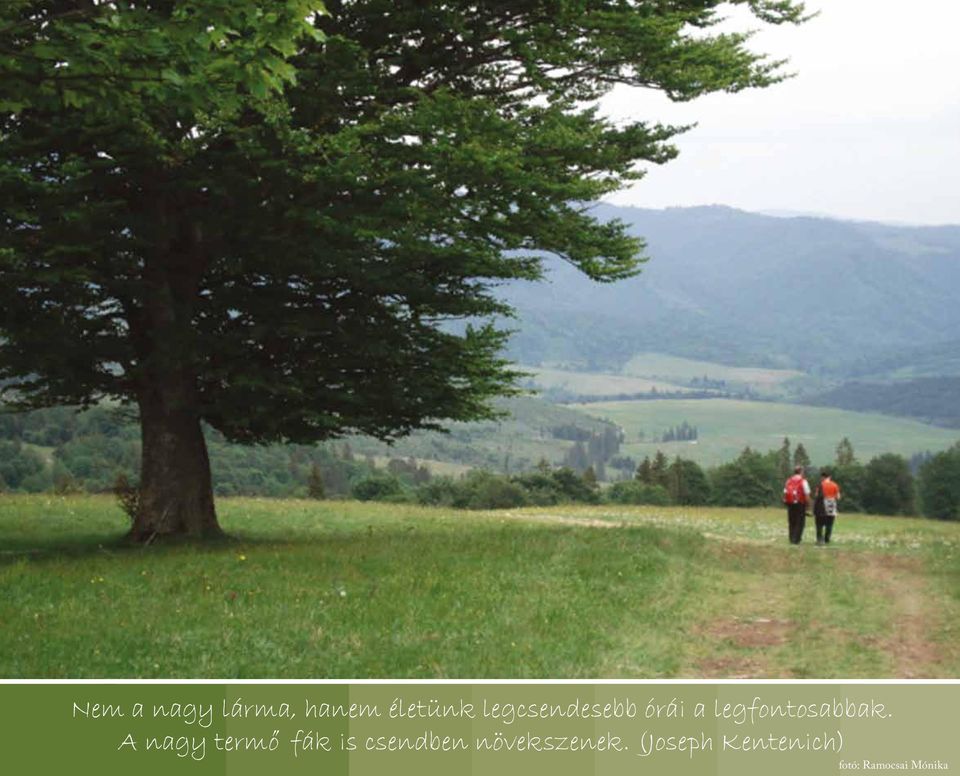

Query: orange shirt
left=820, top=479, right=840, bottom=499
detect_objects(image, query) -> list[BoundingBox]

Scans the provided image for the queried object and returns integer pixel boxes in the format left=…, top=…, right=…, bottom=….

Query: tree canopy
left=0, top=0, right=808, bottom=538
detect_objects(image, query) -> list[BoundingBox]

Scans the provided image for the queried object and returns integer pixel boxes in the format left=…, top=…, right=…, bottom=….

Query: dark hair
left=794, top=465, right=804, bottom=474
left=821, top=469, right=831, bottom=478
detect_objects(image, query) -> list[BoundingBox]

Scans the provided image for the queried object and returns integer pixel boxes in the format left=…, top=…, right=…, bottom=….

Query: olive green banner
left=1, top=683, right=956, bottom=774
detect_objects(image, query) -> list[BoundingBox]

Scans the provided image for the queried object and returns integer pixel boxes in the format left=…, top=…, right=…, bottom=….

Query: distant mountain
left=500, top=205, right=960, bottom=373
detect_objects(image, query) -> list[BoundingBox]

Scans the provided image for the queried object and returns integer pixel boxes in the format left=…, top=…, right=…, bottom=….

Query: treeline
left=660, top=422, right=698, bottom=443
left=407, top=438, right=958, bottom=519
left=2, top=406, right=959, bottom=520
left=534, top=387, right=749, bottom=404
left=0, top=406, right=430, bottom=499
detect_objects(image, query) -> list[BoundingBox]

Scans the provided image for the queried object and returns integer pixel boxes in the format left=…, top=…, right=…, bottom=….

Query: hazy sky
left=600, top=0, right=960, bottom=225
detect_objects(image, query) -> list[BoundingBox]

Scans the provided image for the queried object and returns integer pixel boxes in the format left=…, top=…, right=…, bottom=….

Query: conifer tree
left=0, top=0, right=808, bottom=539
left=836, top=437, right=856, bottom=466
left=636, top=456, right=654, bottom=484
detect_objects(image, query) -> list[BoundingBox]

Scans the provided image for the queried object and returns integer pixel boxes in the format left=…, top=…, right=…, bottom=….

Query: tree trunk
left=127, top=374, right=222, bottom=541
left=124, top=195, right=222, bottom=541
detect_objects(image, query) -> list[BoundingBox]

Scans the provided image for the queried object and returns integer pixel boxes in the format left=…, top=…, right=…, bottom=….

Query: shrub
left=415, top=477, right=464, bottom=508
left=606, top=480, right=671, bottom=506
left=351, top=473, right=405, bottom=502
left=461, top=471, right=528, bottom=509
left=113, top=472, right=140, bottom=523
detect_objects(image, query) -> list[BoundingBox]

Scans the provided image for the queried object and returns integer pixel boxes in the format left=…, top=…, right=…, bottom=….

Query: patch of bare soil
left=705, top=617, right=793, bottom=648
left=691, top=616, right=796, bottom=679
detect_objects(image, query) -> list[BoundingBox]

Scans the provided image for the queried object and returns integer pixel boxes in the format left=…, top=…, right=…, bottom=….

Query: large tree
left=0, top=0, right=807, bottom=539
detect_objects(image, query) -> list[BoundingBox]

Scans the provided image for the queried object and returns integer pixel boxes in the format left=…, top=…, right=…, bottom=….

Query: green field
left=1, top=495, right=958, bottom=679
left=526, top=366, right=692, bottom=397
left=571, top=398, right=960, bottom=467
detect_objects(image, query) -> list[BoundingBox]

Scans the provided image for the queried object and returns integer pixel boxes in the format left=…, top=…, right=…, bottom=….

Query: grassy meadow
left=573, top=398, right=960, bottom=466
left=1, top=494, right=958, bottom=679
left=526, top=366, right=694, bottom=397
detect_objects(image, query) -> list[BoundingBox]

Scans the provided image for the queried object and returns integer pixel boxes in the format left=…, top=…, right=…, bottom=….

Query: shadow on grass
left=0, top=530, right=244, bottom=567
left=0, top=519, right=701, bottom=571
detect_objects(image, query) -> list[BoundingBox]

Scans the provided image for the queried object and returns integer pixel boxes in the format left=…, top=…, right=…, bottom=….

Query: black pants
left=815, top=514, right=835, bottom=543
left=787, top=503, right=806, bottom=544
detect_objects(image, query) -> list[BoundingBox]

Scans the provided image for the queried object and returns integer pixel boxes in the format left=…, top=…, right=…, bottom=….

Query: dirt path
left=841, top=552, right=942, bottom=678
left=491, top=509, right=948, bottom=677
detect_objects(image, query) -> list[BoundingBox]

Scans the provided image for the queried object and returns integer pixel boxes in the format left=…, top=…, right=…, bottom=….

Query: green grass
left=0, top=496, right=708, bottom=678
left=1, top=495, right=958, bottom=679
left=571, top=397, right=960, bottom=466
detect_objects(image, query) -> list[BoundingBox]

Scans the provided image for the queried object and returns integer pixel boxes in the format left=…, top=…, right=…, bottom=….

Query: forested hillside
left=501, top=205, right=960, bottom=373
left=0, top=399, right=622, bottom=496
left=804, top=378, right=960, bottom=428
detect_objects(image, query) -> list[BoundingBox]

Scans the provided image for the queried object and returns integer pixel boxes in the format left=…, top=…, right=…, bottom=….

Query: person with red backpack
left=782, top=465, right=811, bottom=544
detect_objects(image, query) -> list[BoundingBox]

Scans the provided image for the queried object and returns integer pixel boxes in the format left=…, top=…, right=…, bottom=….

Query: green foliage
left=832, top=462, right=866, bottom=513
left=777, top=437, right=792, bottom=480
left=545, top=467, right=601, bottom=505
left=636, top=456, right=653, bottom=484
left=416, top=470, right=528, bottom=510
left=606, top=480, right=671, bottom=506
left=1, top=1, right=807, bottom=533
left=647, top=450, right=670, bottom=488
left=0, top=440, right=46, bottom=490
left=416, top=466, right=601, bottom=510
left=709, top=447, right=779, bottom=507
left=582, top=466, right=599, bottom=491
left=666, top=457, right=711, bottom=506
left=0, top=1, right=806, bottom=427
left=862, top=454, right=916, bottom=516
left=350, top=474, right=406, bottom=503
left=0, top=403, right=390, bottom=497
left=918, top=444, right=960, bottom=520
left=459, top=471, right=530, bottom=510
left=112, top=472, right=140, bottom=524
left=54, top=434, right=140, bottom=492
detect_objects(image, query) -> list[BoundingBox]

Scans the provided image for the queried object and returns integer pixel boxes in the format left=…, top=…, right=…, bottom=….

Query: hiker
left=782, top=465, right=810, bottom=544
left=813, top=469, right=841, bottom=545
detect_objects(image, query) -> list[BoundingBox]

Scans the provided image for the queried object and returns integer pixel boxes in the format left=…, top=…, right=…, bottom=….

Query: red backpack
left=783, top=475, right=806, bottom=505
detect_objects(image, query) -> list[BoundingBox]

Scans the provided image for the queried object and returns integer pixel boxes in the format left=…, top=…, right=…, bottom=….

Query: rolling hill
left=500, top=205, right=960, bottom=374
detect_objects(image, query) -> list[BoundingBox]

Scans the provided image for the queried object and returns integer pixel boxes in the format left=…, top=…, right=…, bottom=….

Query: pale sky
left=600, top=0, right=960, bottom=225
